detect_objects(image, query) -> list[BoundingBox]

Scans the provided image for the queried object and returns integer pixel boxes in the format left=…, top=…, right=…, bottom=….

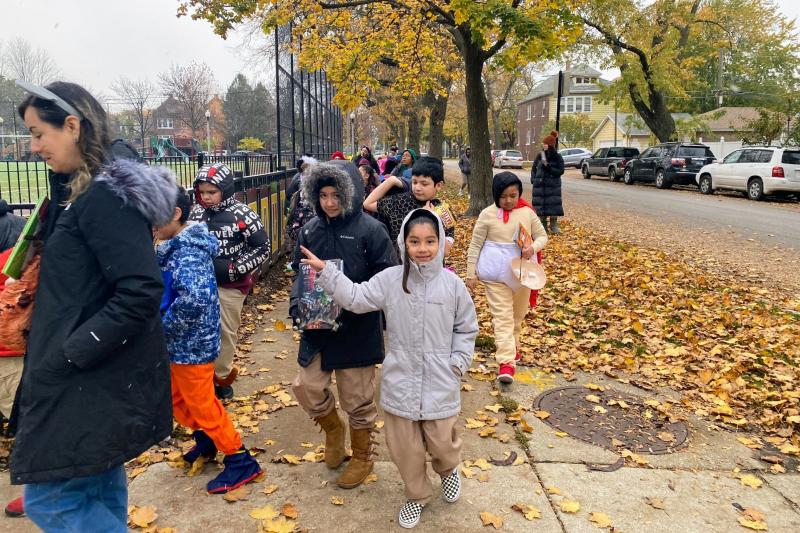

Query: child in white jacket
left=300, top=208, right=478, bottom=529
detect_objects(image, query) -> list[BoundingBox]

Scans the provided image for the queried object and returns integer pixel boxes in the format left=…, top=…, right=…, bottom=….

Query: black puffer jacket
left=290, top=161, right=397, bottom=371
left=0, top=200, right=26, bottom=251
left=10, top=160, right=175, bottom=484
left=189, top=163, right=271, bottom=286
left=531, top=148, right=565, bottom=217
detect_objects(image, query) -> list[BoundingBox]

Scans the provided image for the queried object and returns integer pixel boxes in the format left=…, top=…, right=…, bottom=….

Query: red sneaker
left=4, top=496, right=24, bottom=517
left=498, top=363, right=515, bottom=384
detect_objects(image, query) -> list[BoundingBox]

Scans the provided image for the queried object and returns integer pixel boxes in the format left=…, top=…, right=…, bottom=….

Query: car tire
left=582, top=165, right=591, bottom=179
left=608, top=167, right=618, bottom=182
left=698, top=174, right=713, bottom=195
left=747, top=177, right=764, bottom=201
left=623, top=168, right=635, bottom=185
left=655, top=169, right=671, bottom=189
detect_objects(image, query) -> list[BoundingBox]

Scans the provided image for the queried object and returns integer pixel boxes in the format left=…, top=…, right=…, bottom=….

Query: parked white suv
left=695, top=146, right=800, bottom=200
left=494, top=150, right=524, bottom=169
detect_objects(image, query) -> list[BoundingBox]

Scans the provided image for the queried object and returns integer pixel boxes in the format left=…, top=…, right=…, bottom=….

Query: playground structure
left=150, top=136, right=203, bottom=161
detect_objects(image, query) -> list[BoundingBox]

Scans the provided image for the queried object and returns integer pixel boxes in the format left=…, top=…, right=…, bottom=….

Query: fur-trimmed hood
left=301, top=160, right=364, bottom=221
left=95, top=159, right=177, bottom=227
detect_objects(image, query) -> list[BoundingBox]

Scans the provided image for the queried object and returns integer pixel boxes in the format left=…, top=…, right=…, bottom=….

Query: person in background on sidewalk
left=531, top=130, right=565, bottom=234
left=390, top=148, right=418, bottom=188
left=299, top=208, right=478, bottom=529
left=466, top=172, right=548, bottom=383
left=353, top=145, right=380, bottom=173
left=11, top=80, right=174, bottom=532
left=357, top=158, right=381, bottom=198
left=0, top=199, right=26, bottom=251
left=290, top=161, right=396, bottom=490
left=190, top=163, right=271, bottom=399
left=331, top=151, right=346, bottom=160
left=156, top=187, right=262, bottom=494
left=458, top=147, right=471, bottom=196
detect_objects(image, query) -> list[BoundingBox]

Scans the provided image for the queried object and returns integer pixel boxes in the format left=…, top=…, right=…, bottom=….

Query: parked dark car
left=581, top=146, right=640, bottom=181
left=623, top=142, right=716, bottom=188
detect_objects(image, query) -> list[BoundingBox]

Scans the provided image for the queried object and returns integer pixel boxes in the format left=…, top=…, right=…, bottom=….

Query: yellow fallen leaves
left=466, top=418, right=486, bottom=429
left=250, top=505, right=280, bottom=520
left=479, top=511, right=503, bottom=529
left=589, top=511, right=613, bottom=528
left=585, top=394, right=601, bottom=404
left=128, top=505, right=158, bottom=528
left=739, top=474, right=763, bottom=489
left=621, top=449, right=650, bottom=466
left=511, top=503, right=542, bottom=520
left=260, top=517, right=296, bottom=533
left=223, top=485, right=251, bottom=502
left=330, top=496, right=345, bottom=505
left=449, top=205, right=800, bottom=438
left=534, top=410, right=551, bottom=419
left=559, top=499, right=581, bottom=513
left=738, top=508, right=768, bottom=530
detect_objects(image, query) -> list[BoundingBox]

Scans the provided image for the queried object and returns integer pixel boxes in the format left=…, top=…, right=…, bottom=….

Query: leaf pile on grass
left=444, top=187, right=799, bottom=444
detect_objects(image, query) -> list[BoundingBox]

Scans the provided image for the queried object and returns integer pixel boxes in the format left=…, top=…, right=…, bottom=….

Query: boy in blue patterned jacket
left=156, top=187, right=262, bottom=495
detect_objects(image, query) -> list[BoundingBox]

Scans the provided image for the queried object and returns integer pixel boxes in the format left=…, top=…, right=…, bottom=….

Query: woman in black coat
left=531, top=130, right=565, bottom=234
left=10, top=81, right=174, bottom=531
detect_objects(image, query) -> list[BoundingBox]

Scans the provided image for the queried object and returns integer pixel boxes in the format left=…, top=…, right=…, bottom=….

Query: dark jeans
left=25, top=465, right=127, bottom=532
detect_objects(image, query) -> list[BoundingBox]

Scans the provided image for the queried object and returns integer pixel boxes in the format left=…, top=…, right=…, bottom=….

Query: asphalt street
left=445, top=160, right=800, bottom=250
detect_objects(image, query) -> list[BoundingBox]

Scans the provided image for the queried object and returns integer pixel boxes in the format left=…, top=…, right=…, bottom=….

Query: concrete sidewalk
left=1, top=288, right=798, bottom=532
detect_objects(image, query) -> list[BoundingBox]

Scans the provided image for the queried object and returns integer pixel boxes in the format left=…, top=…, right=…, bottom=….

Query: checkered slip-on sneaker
left=441, top=467, right=461, bottom=503
left=398, top=501, right=424, bottom=529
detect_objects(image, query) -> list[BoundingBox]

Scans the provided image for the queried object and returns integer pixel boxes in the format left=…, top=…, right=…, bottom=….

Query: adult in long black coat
left=289, top=160, right=397, bottom=490
left=531, top=130, right=565, bottom=234
left=10, top=81, right=174, bottom=532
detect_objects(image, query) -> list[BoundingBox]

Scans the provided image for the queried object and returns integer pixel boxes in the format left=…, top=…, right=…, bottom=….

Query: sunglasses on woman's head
left=16, top=79, right=84, bottom=120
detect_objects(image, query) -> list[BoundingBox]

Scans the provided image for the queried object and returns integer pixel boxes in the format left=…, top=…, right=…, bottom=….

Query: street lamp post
left=349, top=112, right=355, bottom=159
left=0, top=117, right=4, bottom=158
left=205, top=110, right=211, bottom=154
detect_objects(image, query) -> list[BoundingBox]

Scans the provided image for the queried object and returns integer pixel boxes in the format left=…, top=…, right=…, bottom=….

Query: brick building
left=516, top=66, right=613, bottom=160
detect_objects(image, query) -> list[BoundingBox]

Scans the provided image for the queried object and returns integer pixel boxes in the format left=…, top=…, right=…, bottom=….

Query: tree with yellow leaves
left=178, top=0, right=581, bottom=213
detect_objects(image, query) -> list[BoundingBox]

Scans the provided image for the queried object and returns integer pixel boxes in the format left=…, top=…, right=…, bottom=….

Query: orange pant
left=171, top=363, right=242, bottom=455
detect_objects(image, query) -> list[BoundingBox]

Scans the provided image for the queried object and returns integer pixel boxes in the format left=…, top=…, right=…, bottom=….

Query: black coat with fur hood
left=290, top=161, right=397, bottom=371
left=10, top=160, right=175, bottom=484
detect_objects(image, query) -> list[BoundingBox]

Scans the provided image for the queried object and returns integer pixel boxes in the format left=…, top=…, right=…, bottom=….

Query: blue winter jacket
left=157, top=222, right=221, bottom=364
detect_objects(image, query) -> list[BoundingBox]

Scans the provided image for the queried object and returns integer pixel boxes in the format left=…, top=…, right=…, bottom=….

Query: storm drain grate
left=533, top=386, right=689, bottom=454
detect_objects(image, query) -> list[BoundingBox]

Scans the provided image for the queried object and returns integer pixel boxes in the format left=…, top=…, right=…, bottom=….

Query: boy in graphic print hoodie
left=190, top=163, right=270, bottom=398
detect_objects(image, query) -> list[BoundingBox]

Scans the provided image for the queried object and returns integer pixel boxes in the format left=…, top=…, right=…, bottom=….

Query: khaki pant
left=0, top=357, right=23, bottom=418
left=483, top=281, right=531, bottom=365
left=217, top=287, right=247, bottom=380
left=384, top=412, right=462, bottom=504
left=291, top=354, right=377, bottom=429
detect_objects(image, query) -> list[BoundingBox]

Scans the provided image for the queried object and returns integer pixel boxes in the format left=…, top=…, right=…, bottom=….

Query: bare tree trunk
left=426, top=87, right=450, bottom=159
left=407, top=113, right=421, bottom=154
left=463, top=42, right=492, bottom=215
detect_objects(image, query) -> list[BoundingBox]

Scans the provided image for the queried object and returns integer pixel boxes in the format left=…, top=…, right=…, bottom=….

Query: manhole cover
left=533, top=386, right=689, bottom=454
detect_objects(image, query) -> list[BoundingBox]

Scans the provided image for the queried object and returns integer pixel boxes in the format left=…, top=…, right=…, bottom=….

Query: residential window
left=526, top=129, right=531, bottom=145
left=527, top=105, right=531, bottom=120
left=157, top=135, right=173, bottom=142
left=574, top=76, right=596, bottom=85
left=541, top=101, right=546, bottom=117
left=558, top=96, right=592, bottom=114
left=157, top=118, right=174, bottom=129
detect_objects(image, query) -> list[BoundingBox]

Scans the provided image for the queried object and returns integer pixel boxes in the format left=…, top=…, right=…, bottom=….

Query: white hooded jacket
left=317, top=209, right=478, bottom=421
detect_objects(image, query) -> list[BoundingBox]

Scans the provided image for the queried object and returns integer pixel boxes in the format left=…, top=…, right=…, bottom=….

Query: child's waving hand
left=299, top=246, right=326, bottom=271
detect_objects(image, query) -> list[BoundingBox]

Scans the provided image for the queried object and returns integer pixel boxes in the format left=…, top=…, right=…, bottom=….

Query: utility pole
left=717, top=49, right=724, bottom=107
left=554, top=70, right=564, bottom=149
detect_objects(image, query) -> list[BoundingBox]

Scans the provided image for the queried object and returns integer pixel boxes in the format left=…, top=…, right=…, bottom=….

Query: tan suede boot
left=337, top=426, right=375, bottom=489
left=315, top=410, right=345, bottom=469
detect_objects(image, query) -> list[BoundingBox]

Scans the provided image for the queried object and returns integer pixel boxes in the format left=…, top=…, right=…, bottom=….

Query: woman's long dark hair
left=402, top=212, right=440, bottom=294
left=18, top=82, right=110, bottom=202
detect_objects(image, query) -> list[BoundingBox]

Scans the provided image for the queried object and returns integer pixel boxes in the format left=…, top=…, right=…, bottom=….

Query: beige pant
left=484, top=281, right=531, bottom=365
left=217, top=287, right=247, bottom=380
left=0, top=357, right=24, bottom=417
left=291, top=354, right=377, bottom=429
left=384, top=412, right=462, bottom=504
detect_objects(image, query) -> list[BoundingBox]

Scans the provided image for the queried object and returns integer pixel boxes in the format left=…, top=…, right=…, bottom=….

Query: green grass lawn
left=1, top=159, right=265, bottom=205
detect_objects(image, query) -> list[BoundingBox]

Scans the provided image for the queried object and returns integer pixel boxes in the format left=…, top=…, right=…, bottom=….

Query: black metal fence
left=1, top=153, right=283, bottom=213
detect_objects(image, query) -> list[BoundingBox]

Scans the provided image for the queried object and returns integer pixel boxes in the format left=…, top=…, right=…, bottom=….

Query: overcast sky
left=2, top=0, right=799, bottom=108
